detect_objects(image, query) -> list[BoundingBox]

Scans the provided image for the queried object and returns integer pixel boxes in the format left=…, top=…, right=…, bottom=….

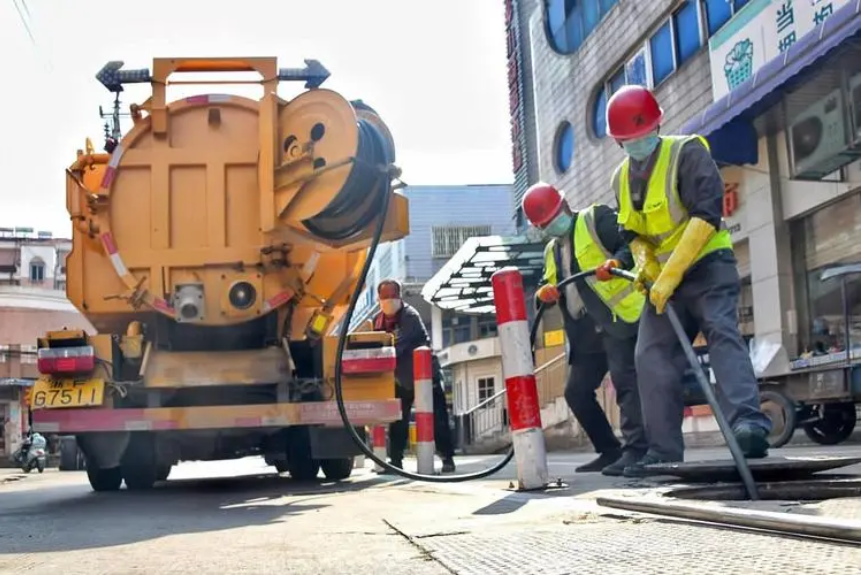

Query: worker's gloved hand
left=630, top=238, right=661, bottom=295
left=595, top=259, right=620, bottom=282
left=536, top=283, right=560, bottom=304
left=650, top=217, right=717, bottom=314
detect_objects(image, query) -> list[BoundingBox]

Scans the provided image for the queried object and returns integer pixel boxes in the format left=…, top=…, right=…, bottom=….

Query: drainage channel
left=598, top=478, right=861, bottom=545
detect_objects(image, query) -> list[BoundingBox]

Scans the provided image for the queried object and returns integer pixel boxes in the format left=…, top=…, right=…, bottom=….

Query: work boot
left=734, top=423, right=770, bottom=459
left=388, top=458, right=403, bottom=469
left=575, top=449, right=622, bottom=473
left=441, top=457, right=456, bottom=473
left=601, top=450, right=646, bottom=477
left=622, top=453, right=679, bottom=478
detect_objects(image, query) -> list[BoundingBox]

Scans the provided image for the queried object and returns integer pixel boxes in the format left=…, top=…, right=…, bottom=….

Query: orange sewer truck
left=29, top=57, right=408, bottom=492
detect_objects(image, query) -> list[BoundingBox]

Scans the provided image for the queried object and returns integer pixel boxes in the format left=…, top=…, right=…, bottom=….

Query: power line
left=11, top=0, right=36, bottom=46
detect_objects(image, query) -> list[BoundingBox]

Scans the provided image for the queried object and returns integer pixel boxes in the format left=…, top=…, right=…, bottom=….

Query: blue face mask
left=623, top=134, right=661, bottom=161
left=544, top=212, right=573, bottom=238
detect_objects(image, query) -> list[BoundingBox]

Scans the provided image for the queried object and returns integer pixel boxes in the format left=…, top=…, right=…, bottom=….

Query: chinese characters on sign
left=776, top=1, right=796, bottom=53
left=708, top=0, right=849, bottom=100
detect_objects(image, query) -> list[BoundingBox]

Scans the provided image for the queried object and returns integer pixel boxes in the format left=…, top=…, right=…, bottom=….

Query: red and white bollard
left=491, top=267, right=548, bottom=490
left=413, top=346, right=435, bottom=475
left=372, top=425, right=388, bottom=473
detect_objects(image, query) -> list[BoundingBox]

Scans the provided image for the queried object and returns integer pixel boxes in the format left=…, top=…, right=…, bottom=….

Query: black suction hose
left=332, top=185, right=601, bottom=481
left=331, top=194, right=759, bottom=497
left=603, top=268, right=760, bottom=500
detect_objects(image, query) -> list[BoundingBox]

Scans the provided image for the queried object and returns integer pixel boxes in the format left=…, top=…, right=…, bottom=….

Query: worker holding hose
left=522, top=183, right=648, bottom=477
left=605, top=85, right=772, bottom=477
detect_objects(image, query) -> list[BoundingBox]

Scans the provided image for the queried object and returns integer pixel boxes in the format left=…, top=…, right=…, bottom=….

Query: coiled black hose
left=302, top=119, right=394, bottom=242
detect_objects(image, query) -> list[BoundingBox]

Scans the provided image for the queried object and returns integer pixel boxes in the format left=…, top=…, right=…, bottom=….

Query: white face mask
left=380, top=298, right=402, bottom=316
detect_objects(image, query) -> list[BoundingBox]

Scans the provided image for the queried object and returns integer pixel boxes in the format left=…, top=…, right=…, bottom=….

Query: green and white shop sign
left=709, top=0, right=850, bottom=101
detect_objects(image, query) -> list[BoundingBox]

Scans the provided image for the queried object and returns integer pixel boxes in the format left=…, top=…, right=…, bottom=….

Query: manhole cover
left=643, top=456, right=861, bottom=482
left=666, top=478, right=861, bottom=501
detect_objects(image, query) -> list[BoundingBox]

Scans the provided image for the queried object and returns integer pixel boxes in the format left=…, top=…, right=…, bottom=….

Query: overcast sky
left=0, top=0, right=513, bottom=238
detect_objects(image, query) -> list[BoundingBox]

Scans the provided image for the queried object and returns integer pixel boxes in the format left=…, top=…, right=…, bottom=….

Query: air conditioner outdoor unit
left=788, top=88, right=860, bottom=180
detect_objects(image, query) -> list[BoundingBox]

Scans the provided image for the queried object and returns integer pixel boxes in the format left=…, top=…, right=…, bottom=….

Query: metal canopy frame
left=420, top=234, right=546, bottom=314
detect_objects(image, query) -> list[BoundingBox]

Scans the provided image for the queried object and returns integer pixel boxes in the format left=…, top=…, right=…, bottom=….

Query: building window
left=431, top=225, right=492, bottom=259
left=544, top=0, right=619, bottom=55
left=673, top=1, right=702, bottom=66
left=554, top=121, right=575, bottom=173
left=29, top=259, right=45, bottom=283
left=21, top=344, right=37, bottom=365
left=477, top=376, right=496, bottom=404
left=478, top=315, right=498, bottom=339
left=702, top=0, right=749, bottom=37
left=650, top=20, right=676, bottom=86
left=592, top=87, right=608, bottom=138
left=608, top=67, right=626, bottom=95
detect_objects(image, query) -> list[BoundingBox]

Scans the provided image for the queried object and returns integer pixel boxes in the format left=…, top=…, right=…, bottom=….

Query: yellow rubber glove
left=630, top=238, right=661, bottom=295
left=650, top=217, right=717, bottom=314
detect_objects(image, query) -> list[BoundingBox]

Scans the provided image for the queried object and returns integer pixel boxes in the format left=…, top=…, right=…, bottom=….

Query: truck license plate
left=31, top=378, right=105, bottom=409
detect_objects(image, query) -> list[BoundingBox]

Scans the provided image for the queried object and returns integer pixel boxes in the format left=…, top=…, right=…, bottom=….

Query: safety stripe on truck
left=340, top=347, right=397, bottom=375
left=263, top=291, right=294, bottom=312
left=31, top=400, right=401, bottom=434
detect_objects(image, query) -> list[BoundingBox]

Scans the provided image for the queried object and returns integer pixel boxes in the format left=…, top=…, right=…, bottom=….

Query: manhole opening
left=666, top=479, right=861, bottom=502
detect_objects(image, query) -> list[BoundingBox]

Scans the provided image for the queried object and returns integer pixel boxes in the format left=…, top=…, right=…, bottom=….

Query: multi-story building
left=427, top=0, right=861, bottom=447
left=351, top=184, right=515, bottom=348
left=0, top=228, right=94, bottom=460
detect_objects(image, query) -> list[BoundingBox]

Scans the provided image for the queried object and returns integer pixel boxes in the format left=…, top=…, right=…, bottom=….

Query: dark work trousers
left=564, top=332, right=648, bottom=456
left=388, top=384, right=455, bottom=462
left=635, top=250, right=773, bottom=461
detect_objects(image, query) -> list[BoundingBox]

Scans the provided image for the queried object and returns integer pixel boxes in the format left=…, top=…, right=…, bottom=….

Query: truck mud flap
left=309, top=426, right=368, bottom=460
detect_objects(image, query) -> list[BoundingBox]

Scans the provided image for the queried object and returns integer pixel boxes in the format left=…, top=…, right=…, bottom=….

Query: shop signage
left=723, top=183, right=740, bottom=217
left=505, top=0, right=529, bottom=197
left=723, top=182, right=744, bottom=238
left=708, top=0, right=850, bottom=101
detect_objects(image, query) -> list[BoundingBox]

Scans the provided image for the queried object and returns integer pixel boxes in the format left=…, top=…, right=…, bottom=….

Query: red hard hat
left=522, top=182, right=564, bottom=227
left=606, top=85, right=664, bottom=140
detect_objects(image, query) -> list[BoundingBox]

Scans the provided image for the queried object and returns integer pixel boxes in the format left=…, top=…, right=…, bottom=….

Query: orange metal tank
left=64, top=57, right=409, bottom=342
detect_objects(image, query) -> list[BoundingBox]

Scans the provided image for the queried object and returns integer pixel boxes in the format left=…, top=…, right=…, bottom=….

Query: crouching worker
left=371, top=279, right=457, bottom=473
left=522, top=183, right=648, bottom=476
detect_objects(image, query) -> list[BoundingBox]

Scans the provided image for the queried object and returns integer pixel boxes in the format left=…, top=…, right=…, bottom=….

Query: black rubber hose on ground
left=332, top=181, right=603, bottom=481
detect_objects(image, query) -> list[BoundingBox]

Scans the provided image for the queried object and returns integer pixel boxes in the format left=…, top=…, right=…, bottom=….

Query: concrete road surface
left=2, top=445, right=861, bottom=574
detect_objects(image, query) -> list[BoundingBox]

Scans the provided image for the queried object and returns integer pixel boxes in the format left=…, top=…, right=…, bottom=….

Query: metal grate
left=431, top=226, right=492, bottom=259
left=417, top=518, right=861, bottom=574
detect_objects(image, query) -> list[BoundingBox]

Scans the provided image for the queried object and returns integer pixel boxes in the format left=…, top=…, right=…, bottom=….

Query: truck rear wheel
left=156, top=465, right=172, bottom=481
left=321, top=458, right=353, bottom=481
left=87, top=466, right=122, bottom=492
left=288, top=457, right=320, bottom=481
left=121, top=433, right=158, bottom=490
left=123, top=464, right=157, bottom=490
left=286, top=426, right=320, bottom=482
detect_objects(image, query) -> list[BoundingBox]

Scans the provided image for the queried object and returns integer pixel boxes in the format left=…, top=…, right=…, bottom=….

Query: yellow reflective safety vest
left=613, top=135, right=733, bottom=267
left=543, top=205, right=644, bottom=324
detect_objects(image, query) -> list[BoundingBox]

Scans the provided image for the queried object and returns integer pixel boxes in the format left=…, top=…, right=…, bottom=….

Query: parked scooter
left=11, top=430, right=47, bottom=473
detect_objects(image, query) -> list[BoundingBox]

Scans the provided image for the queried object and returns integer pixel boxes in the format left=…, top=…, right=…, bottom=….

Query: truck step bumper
left=32, top=400, right=401, bottom=433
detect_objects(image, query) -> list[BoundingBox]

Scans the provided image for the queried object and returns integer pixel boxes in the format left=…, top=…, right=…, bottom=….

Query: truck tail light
left=341, top=346, right=397, bottom=375
left=37, top=345, right=96, bottom=375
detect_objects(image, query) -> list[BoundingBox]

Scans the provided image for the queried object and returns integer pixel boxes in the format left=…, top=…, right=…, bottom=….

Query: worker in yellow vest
left=605, top=85, right=772, bottom=477
left=522, top=183, right=648, bottom=477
